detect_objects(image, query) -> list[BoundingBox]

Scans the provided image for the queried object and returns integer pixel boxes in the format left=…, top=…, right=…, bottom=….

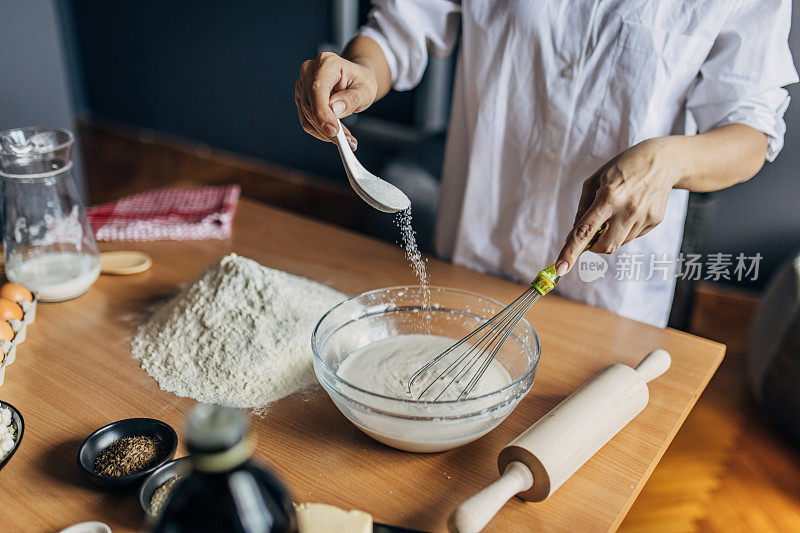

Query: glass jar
left=153, top=405, right=297, bottom=532
left=0, top=127, right=100, bottom=301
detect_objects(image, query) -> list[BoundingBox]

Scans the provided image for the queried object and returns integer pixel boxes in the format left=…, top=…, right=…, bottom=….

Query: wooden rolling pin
left=448, top=349, right=671, bottom=533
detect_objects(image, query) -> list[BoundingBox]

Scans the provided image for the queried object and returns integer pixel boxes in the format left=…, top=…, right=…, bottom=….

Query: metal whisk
left=408, top=227, right=604, bottom=401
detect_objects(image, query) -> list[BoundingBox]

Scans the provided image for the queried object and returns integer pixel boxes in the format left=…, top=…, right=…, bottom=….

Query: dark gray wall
left=68, top=0, right=337, bottom=178
left=1, top=1, right=74, bottom=128
left=703, top=4, right=800, bottom=289
left=0, top=0, right=85, bottom=195
left=66, top=0, right=415, bottom=181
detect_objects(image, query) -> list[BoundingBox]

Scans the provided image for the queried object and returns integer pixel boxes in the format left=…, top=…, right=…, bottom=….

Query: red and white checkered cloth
left=87, top=185, right=240, bottom=242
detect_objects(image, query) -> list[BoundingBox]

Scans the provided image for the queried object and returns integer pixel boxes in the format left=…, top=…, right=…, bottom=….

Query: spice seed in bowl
left=95, top=436, right=165, bottom=477
left=150, top=476, right=183, bottom=516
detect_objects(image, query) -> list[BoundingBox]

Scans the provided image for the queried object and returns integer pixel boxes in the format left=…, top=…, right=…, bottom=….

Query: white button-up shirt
left=360, top=0, right=797, bottom=326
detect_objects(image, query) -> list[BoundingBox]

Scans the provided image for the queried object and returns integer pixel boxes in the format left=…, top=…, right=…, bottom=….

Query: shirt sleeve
left=358, top=0, right=461, bottom=91
left=686, top=0, right=798, bottom=161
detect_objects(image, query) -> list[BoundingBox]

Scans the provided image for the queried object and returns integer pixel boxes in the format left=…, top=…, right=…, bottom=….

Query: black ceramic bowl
left=77, top=418, right=178, bottom=490
left=139, top=456, right=191, bottom=517
left=0, top=401, right=24, bottom=471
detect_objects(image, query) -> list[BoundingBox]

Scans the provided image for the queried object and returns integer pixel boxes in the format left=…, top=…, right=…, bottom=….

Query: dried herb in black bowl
left=95, top=435, right=165, bottom=477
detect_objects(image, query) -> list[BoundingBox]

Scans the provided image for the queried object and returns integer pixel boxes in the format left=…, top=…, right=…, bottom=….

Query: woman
left=295, top=1, right=796, bottom=326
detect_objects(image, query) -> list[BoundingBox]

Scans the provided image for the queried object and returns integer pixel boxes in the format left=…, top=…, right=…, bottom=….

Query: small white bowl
left=312, top=286, right=540, bottom=453
left=58, top=522, right=111, bottom=533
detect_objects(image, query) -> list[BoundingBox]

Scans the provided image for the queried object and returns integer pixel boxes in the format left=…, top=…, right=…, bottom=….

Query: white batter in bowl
left=312, top=286, right=540, bottom=453
left=336, top=334, right=512, bottom=401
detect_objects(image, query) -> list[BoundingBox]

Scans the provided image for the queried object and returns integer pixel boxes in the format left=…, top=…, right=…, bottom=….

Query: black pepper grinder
left=152, top=405, right=297, bottom=533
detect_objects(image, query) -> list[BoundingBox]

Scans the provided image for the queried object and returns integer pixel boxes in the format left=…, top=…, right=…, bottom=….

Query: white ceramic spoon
left=334, top=121, right=410, bottom=213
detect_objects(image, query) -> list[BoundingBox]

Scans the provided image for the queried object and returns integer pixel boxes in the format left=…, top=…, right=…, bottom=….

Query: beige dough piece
left=99, top=251, right=153, bottom=275
left=294, top=502, right=372, bottom=533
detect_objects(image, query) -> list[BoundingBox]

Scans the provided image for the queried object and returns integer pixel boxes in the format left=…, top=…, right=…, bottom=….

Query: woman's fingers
left=296, top=75, right=330, bottom=141
left=339, top=122, right=357, bottom=151
left=297, top=93, right=357, bottom=149
left=556, top=201, right=613, bottom=275
left=561, top=140, right=677, bottom=272
left=634, top=223, right=659, bottom=240
left=573, top=187, right=594, bottom=225
left=330, top=85, right=372, bottom=119
left=592, top=215, right=635, bottom=254
left=574, top=172, right=601, bottom=225
left=301, top=96, right=331, bottom=140
left=296, top=101, right=327, bottom=142
left=297, top=92, right=357, bottom=149
left=295, top=52, right=375, bottom=148
left=310, top=52, right=345, bottom=137
left=295, top=55, right=340, bottom=140
left=622, top=220, right=645, bottom=246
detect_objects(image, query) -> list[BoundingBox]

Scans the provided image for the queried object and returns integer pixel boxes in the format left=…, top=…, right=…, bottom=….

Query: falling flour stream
left=396, top=208, right=432, bottom=319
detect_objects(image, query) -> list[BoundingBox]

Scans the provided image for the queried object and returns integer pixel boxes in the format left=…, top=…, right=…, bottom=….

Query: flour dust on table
left=131, top=254, right=345, bottom=409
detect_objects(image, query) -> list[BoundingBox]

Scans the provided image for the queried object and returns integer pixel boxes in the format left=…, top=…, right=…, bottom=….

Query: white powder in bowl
left=131, top=254, right=345, bottom=408
left=0, top=406, right=16, bottom=461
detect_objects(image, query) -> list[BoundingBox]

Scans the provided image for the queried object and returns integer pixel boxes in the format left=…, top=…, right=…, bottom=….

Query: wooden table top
left=0, top=198, right=724, bottom=532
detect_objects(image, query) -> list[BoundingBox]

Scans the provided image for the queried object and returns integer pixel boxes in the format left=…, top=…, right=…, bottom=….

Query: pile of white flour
left=131, top=254, right=345, bottom=408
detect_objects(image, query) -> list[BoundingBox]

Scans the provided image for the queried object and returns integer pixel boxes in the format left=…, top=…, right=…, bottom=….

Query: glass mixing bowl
left=312, top=286, right=540, bottom=452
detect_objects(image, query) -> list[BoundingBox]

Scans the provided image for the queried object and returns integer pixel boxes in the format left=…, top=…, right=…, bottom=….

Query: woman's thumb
left=331, top=99, right=346, bottom=116
left=329, top=89, right=366, bottom=119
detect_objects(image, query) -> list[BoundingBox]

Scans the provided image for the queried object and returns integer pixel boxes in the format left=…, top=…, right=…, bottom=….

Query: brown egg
left=0, top=299, right=23, bottom=322
left=0, top=283, right=32, bottom=303
left=0, top=320, right=13, bottom=341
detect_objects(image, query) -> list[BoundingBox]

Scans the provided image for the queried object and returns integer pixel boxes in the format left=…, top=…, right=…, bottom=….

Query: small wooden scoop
left=100, top=251, right=152, bottom=275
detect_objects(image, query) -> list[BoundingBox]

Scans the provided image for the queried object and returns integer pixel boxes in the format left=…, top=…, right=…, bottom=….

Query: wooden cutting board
left=0, top=199, right=724, bottom=532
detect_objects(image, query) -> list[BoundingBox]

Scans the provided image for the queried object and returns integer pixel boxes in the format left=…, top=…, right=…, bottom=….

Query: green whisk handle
left=531, top=225, right=605, bottom=296
left=531, top=265, right=559, bottom=296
